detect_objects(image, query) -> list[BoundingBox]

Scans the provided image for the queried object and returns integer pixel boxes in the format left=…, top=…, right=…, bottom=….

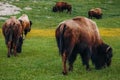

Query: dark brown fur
left=88, top=8, right=102, bottom=19
left=2, top=16, right=23, bottom=57
left=55, top=16, right=112, bottom=75
left=53, top=2, right=72, bottom=14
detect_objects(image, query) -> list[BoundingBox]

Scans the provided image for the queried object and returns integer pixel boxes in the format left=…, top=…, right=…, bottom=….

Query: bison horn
left=106, top=46, right=111, bottom=53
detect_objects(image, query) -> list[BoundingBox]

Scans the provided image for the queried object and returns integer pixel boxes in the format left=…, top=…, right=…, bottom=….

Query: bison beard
left=55, top=16, right=112, bottom=75
left=16, top=36, right=24, bottom=53
left=91, top=43, right=113, bottom=69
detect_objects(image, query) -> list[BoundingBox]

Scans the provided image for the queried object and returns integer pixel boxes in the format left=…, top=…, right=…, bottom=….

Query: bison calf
left=55, top=16, right=112, bottom=75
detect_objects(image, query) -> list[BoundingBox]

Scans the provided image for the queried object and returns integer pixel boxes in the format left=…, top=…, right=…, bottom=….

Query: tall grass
left=0, top=0, right=120, bottom=80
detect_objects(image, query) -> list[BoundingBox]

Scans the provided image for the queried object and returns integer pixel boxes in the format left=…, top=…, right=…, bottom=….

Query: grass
left=0, top=0, right=120, bottom=80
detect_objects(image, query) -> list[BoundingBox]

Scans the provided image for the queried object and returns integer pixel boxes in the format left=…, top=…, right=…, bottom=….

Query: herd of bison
left=2, top=2, right=112, bottom=75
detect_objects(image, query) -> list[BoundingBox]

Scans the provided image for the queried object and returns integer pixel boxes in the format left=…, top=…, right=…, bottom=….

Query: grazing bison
left=52, top=2, right=72, bottom=14
left=2, top=16, right=23, bottom=57
left=88, top=8, right=102, bottom=19
left=55, top=16, right=112, bottom=75
left=18, top=14, right=32, bottom=37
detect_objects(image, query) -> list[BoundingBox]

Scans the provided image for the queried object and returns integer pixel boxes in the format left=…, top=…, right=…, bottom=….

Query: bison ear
left=19, top=20, right=23, bottom=25
left=106, top=46, right=112, bottom=53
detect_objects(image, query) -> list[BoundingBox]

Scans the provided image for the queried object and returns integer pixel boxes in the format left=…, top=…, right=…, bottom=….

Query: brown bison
left=18, top=14, right=32, bottom=37
left=52, top=2, right=72, bottom=14
left=2, top=16, right=23, bottom=57
left=55, top=16, right=112, bottom=75
left=88, top=8, right=102, bottom=19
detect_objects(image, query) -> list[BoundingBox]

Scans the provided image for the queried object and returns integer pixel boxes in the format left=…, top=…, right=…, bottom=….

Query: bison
left=52, top=2, right=72, bottom=14
left=88, top=8, right=102, bottom=19
left=2, top=16, right=23, bottom=57
left=55, top=16, right=112, bottom=75
left=18, top=14, right=32, bottom=37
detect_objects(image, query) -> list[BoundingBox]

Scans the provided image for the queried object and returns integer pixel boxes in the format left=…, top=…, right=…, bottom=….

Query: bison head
left=52, top=6, right=58, bottom=12
left=16, top=36, right=24, bottom=53
left=28, top=20, right=32, bottom=32
left=24, top=20, right=32, bottom=36
left=92, top=43, right=113, bottom=69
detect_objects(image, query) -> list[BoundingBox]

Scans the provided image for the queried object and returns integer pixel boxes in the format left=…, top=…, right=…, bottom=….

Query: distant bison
left=18, top=14, right=32, bottom=37
left=55, top=16, right=112, bottom=75
left=2, top=16, right=23, bottom=57
left=88, top=8, right=102, bottom=19
left=52, top=2, right=72, bottom=14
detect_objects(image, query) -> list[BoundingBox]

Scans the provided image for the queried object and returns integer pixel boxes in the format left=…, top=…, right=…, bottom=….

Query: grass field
left=0, top=0, right=120, bottom=80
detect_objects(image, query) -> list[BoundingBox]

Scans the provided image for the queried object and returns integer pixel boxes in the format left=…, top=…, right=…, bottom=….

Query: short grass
left=0, top=0, right=120, bottom=80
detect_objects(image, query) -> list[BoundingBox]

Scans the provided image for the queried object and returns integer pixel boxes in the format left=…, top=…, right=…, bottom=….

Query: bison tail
left=58, top=23, right=66, bottom=55
left=5, top=25, right=14, bottom=44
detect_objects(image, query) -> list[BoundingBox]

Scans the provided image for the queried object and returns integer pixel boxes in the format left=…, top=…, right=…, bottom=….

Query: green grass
left=1, top=0, right=120, bottom=28
left=0, top=36, right=120, bottom=80
left=0, top=0, right=120, bottom=80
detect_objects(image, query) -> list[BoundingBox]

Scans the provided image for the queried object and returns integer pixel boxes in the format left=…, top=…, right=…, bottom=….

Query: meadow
left=0, top=0, right=120, bottom=80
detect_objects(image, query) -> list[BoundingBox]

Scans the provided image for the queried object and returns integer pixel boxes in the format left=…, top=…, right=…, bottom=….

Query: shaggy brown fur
left=18, top=14, right=32, bottom=36
left=52, top=2, right=72, bottom=14
left=88, top=8, right=102, bottom=19
left=2, top=16, right=23, bottom=57
left=55, top=16, right=112, bottom=75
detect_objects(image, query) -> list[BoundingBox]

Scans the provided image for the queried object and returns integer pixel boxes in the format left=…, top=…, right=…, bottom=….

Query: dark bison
left=18, top=14, right=32, bottom=37
left=52, top=2, right=72, bottom=14
left=55, top=16, right=112, bottom=75
left=88, top=8, right=102, bottom=19
left=2, top=16, right=23, bottom=57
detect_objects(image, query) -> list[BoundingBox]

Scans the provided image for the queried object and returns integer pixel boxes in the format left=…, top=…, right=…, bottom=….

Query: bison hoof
left=62, top=71, right=67, bottom=75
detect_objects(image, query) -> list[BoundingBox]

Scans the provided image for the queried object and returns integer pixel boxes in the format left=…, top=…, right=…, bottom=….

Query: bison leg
left=80, top=48, right=91, bottom=71
left=89, top=16, right=92, bottom=19
left=67, top=10, right=70, bottom=14
left=62, top=52, right=67, bottom=75
left=7, top=41, right=12, bottom=57
left=68, top=52, right=77, bottom=71
left=13, top=43, right=17, bottom=57
left=67, top=8, right=71, bottom=14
